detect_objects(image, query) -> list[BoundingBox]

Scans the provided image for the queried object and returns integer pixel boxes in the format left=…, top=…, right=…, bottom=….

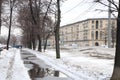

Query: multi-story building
left=60, top=18, right=116, bottom=47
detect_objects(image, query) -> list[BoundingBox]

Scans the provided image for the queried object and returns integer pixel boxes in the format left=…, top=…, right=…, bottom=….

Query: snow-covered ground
left=24, top=46, right=115, bottom=80
left=0, top=46, right=115, bottom=80
left=0, top=48, right=31, bottom=80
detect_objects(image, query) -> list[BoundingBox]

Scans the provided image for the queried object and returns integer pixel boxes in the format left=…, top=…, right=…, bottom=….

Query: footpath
left=0, top=49, right=31, bottom=80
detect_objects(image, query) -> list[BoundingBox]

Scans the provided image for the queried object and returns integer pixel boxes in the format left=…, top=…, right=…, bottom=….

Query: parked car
left=12, top=45, right=22, bottom=49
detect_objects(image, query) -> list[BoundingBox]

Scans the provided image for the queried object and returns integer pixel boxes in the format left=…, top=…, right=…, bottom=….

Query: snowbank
left=0, top=49, right=31, bottom=80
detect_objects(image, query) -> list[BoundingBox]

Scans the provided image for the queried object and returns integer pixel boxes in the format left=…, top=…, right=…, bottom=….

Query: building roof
left=61, top=18, right=116, bottom=28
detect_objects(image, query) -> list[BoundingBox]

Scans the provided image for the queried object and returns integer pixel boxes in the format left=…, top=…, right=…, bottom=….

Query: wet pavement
left=21, top=50, right=72, bottom=80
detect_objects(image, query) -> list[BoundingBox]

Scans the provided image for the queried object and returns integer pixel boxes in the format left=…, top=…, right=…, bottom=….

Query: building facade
left=48, top=18, right=116, bottom=47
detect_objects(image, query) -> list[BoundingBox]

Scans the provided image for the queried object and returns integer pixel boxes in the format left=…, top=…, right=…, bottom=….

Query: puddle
left=28, top=62, right=66, bottom=80
left=21, top=51, right=72, bottom=80
left=79, top=48, right=93, bottom=51
left=28, top=63, right=71, bottom=80
left=26, top=61, right=70, bottom=80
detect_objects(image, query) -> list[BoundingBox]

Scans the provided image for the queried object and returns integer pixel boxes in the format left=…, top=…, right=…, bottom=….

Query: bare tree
left=18, top=0, right=60, bottom=54
left=28, top=0, right=54, bottom=51
left=111, top=1, right=120, bottom=79
left=40, top=0, right=53, bottom=51
left=10, top=34, right=17, bottom=46
left=54, top=0, right=61, bottom=58
left=6, top=0, right=16, bottom=50
left=94, top=0, right=120, bottom=79
left=28, top=0, right=43, bottom=51
left=0, top=0, right=3, bottom=34
left=0, top=0, right=6, bottom=34
left=43, top=16, right=54, bottom=51
left=0, top=35, right=7, bottom=44
left=17, top=5, right=34, bottom=49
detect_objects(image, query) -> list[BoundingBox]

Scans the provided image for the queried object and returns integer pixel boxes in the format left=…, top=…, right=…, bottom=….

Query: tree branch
left=29, top=0, right=37, bottom=24
left=107, top=0, right=119, bottom=11
left=42, top=0, right=52, bottom=25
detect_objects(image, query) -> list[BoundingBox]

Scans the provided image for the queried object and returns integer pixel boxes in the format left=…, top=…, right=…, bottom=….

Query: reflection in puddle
left=28, top=63, right=45, bottom=79
left=54, top=71, right=59, bottom=77
left=28, top=62, right=62, bottom=80
left=21, top=51, right=71, bottom=80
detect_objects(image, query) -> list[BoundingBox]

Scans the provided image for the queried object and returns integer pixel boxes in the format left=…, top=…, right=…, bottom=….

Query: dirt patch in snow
left=84, top=52, right=114, bottom=59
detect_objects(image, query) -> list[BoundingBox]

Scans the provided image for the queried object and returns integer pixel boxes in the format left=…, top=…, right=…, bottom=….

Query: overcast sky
left=1, top=0, right=118, bottom=36
left=60, top=0, right=117, bottom=26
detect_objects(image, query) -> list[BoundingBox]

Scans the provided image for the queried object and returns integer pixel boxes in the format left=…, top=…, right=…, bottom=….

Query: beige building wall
left=49, top=18, right=116, bottom=47
left=48, top=35, right=55, bottom=47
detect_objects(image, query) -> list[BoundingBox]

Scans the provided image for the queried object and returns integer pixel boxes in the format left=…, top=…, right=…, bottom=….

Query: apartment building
left=60, top=18, right=116, bottom=47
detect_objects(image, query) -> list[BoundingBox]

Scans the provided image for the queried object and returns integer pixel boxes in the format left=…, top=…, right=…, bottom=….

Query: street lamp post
left=108, top=0, right=112, bottom=48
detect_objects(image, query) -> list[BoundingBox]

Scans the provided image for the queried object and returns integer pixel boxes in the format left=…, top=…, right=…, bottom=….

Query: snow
left=0, top=48, right=31, bottom=80
left=0, top=46, right=115, bottom=80
left=23, top=46, right=114, bottom=80
left=35, top=76, right=72, bottom=80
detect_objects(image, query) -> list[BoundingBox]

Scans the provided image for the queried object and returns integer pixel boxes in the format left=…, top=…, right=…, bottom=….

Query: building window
left=92, top=20, right=94, bottom=24
left=92, top=25, right=94, bottom=29
left=61, top=32, right=64, bottom=35
left=96, top=20, right=99, bottom=29
left=84, top=30, right=88, bottom=36
left=96, top=31, right=98, bottom=40
left=77, top=26, right=79, bottom=32
left=86, top=21, right=88, bottom=28
left=76, top=24, right=79, bottom=27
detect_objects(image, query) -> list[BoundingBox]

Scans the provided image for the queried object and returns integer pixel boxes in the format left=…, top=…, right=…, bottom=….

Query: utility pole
left=92, top=28, right=94, bottom=46
left=108, top=0, right=111, bottom=48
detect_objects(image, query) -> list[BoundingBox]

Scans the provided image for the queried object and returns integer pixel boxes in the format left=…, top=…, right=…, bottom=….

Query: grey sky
left=60, top=0, right=117, bottom=26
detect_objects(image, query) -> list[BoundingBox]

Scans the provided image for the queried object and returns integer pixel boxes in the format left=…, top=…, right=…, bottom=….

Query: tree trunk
left=105, top=36, right=107, bottom=45
left=29, top=0, right=37, bottom=24
left=0, top=0, right=2, bottom=34
left=6, top=7, right=13, bottom=50
left=54, top=0, right=61, bottom=59
left=38, top=36, right=42, bottom=52
left=55, top=29, right=60, bottom=58
left=43, top=34, right=50, bottom=52
left=32, top=38, right=36, bottom=50
left=111, top=1, right=120, bottom=79
left=28, top=40, right=32, bottom=49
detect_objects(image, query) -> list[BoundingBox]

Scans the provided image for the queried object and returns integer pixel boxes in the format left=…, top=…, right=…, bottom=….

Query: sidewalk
left=0, top=49, right=31, bottom=80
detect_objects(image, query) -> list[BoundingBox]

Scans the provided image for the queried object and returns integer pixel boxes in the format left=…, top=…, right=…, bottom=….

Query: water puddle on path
left=21, top=51, right=72, bottom=80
